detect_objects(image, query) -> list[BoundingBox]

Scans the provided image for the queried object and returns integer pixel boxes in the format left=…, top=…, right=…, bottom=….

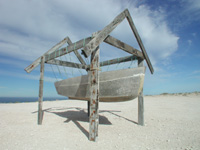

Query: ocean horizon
left=0, top=97, right=68, bottom=103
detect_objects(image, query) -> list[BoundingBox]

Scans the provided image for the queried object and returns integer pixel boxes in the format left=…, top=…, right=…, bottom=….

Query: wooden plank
left=38, top=56, right=45, bottom=125
left=125, top=10, right=154, bottom=74
left=104, top=35, right=144, bottom=59
left=25, top=37, right=69, bottom=73
left=67, top=38, right=87, bottom=65
left=89, top=55, right=137, bottom=68
left=45, top=37, right=92, bottom=62
left=47, top=59, right=88, bottom=70
left=82, top=9, right=128, bottom=57
left=138, top=59, right=144, bottom=126
left=89, top=47, right=100, bottom=141
left=87, top=101, right=90, bottom=117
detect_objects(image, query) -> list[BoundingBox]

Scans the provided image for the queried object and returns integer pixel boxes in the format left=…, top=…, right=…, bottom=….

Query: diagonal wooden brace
left=82, top=9, right=128, bottom=57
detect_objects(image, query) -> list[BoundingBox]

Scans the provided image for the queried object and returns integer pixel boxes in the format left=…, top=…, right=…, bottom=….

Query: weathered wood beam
left=104, top=35, right=144, bottom=59
left=87, top=55, right=138, bottom=68
left=125, top=10, right=154, bottom=74
left=99, top=55, right=137, bottom=67
left=87, top=101, right=90, bottom=117
left=46, top=59, right=88, bottom=70
left=45, top=37, right=92, bottom=62
left=67, top=38, right=87, bottom=65
left=38, top=56, right=45, bottom=125
left=25, top=37, right=70, bottom=73
left=82, top=9, right=128, bottom=57
left=138, top=58, right=144, bottom=126
left=89, top=47, right=100, bottom=141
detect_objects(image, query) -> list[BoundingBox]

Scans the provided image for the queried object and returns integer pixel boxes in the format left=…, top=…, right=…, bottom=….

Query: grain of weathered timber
left=138, top=92, right=144, bottom=125
left=125, top=10, right=154, bottom=74
left=104, top=35, right=144, bottom=59
left=99, top=55, right=137, bottom=67
left=138, top=59, right=144, bottom=126
left=25, top=37, right=69, bottom=73
left=67, top=38, right=87, bottom=65
left=89, top=47, right=100, bottom=141
left=47, top=59, right=88, bottom=70
left=88, top=101, right=90, bottom=117
left=83, top=9, right=128, bottom=57
left=45, top=37, right=92, bottom=62
left=87, top=55, right=138, bottom=68
left=38, top=56, right=45, bottom=125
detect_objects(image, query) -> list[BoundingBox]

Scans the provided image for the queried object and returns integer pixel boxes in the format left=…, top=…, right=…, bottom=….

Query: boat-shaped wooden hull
left=54, top=67, right=146, bottom=102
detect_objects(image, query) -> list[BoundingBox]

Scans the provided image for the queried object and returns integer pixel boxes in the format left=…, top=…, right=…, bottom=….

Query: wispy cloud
left=0, top=86, right=7, bottom=89
left=191, top=70, right=200, bottom=75
left=183, top=0, right=200, bottom=20
left=0, top=0, right=179, bottom=69
left=0, top=70, right=60, bottom=82
left=0, top=58, right=27, bottom=68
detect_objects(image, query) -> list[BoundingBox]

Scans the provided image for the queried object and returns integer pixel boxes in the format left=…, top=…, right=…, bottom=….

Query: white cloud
left=0, top=69, right=60, bottom=82
left=184, top=0, right=200, bottom=13
left=132, top=5, right=179, bottom=64
left=0, top=0, right=179, bottom=70
left=0, top=57, right=28, bottom=68
left=180, top=0, right=200, bottom=22
left=187, top=40, right=192, bottom=46
left=191, top=70, right=200, bottom=75
left=0, top=86, right=6, bottom=88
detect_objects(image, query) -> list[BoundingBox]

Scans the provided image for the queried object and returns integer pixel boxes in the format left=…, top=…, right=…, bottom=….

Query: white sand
left=1, top=94, right=200, bottom=150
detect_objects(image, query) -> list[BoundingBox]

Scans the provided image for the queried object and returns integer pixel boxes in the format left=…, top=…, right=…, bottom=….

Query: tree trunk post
left=89, top=47, right=100, bottom=141
left=138, top=58, right=144, bottom=126
left=38, top=56, right=45, bottom=125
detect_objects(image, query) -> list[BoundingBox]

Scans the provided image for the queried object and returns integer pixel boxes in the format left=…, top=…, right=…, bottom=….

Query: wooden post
left=87, top=101, right=90, bottom=117
left=138, top=58, right=144, bottom=126
left=38, top=56, right=45, bottom=125
left=89, top=47, right=100, bottom=141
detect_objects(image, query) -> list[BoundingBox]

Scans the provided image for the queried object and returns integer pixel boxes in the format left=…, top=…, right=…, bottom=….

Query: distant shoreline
left=1, top=91, right=199, bottom=103
left=0, top=97, right=67, bottom=103
left=145, top=91, right=200, bottom=96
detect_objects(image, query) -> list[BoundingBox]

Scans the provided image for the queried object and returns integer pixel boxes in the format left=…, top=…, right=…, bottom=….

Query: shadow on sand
left=44, top=107, right=112, bottom=138
left=33, top=107, right=138, bottom=139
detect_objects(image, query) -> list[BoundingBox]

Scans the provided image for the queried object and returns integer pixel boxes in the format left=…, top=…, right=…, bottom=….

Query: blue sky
left=0, top=0, right=199, bottom=97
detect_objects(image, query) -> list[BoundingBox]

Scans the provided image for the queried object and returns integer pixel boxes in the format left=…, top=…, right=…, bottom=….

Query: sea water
left=0, top=97, right=67, bottom=103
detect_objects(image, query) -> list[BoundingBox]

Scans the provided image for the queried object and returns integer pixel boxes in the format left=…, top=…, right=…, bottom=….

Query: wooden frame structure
left=25, top=9, right=154, bottom=141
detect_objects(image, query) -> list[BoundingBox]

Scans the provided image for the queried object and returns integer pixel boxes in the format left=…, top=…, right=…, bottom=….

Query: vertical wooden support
left=87, top=101, right=90, bottom=117
left=89, top=47, right=100, bottom=141
left=38, top=56, right=45, bottom=125
left=138, top=59, right=144, bottom=126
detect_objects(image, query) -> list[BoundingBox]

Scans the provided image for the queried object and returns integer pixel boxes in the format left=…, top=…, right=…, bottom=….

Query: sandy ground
left=1, top=93, right=200, bottom=150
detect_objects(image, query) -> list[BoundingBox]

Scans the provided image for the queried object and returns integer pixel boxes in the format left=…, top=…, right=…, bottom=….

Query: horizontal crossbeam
left=100, top=55, right=138, bottom=67
left=46, top=59, right=88, bottom=70
left=47, top=55, right=139, bottom=70
left=104, top=35, right=144, bottom=59
left=87, top=55, right=139, bottom=68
